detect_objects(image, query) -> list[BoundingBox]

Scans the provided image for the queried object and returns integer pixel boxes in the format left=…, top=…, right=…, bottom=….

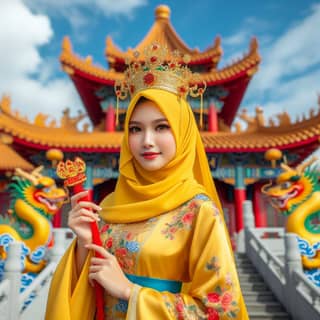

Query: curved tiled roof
left=0, top=142, right=34, bottom=170
left=60, top=37, right=123, bottom=83
left=0, top=112, right=122, bottom=150
left=0, top=109, right=319, bottom=152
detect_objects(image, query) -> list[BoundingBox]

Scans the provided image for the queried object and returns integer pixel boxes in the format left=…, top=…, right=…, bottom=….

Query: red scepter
left=56, top=157, right=104, bottom=320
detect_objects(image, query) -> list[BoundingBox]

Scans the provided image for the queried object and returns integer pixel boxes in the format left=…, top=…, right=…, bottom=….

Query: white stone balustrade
left=243, top=201, right=320, bottom=320
left=0, top=228, right=74, bottom=320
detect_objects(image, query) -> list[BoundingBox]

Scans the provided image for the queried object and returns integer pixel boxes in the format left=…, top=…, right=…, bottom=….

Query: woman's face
left=128, top=99, right=176, bottom=171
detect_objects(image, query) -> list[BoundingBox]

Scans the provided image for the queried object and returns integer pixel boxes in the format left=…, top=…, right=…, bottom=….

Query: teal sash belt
left=125, top=273, right=182, bottom=293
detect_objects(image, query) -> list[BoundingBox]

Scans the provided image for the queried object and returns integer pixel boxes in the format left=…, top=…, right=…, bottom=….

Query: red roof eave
left=13, top=137, right=121, bottom=153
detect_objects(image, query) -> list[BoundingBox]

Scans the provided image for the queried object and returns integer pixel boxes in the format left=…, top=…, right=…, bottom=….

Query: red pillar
left=253, top=183, right=268, bottom=227
left=208, top=103, right=218, bottom=132
left=234, top=188, right=246, bottom=232
left=234, top=164, right=246, bottom=232
left=105, top=104, right=115, bottom=132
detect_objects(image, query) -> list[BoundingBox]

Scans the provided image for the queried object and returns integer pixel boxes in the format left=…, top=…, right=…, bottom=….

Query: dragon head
left=262, top=157, right=319, bottom=215
left=10, top=166, right=67, bottom=218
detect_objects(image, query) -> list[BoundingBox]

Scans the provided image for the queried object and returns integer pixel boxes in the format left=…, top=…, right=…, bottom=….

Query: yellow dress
left=102, top=195, right=247, bottom=319
left=46, top=195, right=247, bottom=320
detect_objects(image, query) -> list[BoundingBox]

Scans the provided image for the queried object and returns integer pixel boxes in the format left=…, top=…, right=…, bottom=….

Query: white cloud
left=0, top=0, right=52, bottom=76
left=23, top=0, right=147, bottom=46
left=0, top=0, right=82, bottom=124
left=247, top=68, right=320, bottom=120
left=25, top=0, right=147, bottom=15
left=224, top=30, right=249, bottom=47
left=242, top=3, right=320, bottom=120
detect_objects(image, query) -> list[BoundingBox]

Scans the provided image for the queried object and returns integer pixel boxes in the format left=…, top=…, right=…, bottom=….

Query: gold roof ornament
left=46, top=148, right=64, bottom=167
left=264, top=148, right=283, bottom=168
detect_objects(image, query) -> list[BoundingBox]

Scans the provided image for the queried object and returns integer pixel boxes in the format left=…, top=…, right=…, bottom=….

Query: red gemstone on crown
left=130, top=85, right=135, bottom=94
left=143, top=72, right=155, bottom=86
left=150, top=56, right=157, bottom=63
left=178, top=86, right=188, bottom=94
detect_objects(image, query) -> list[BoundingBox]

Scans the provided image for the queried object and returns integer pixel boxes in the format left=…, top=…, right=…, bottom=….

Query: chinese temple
left=0, top=5, right=319, bottom=240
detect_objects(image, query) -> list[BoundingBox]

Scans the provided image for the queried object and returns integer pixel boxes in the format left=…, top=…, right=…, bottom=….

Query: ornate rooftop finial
left=155, top=4, right=170, bottom=20
left=249, top=37, right=259, bottom=54
left=276, top=111, right=291, bottom=126
left=60, top=108, right=86, bottom=131
left=0, top=95, right=11, bottom=114
left=62, top=36, right=72, bottom=53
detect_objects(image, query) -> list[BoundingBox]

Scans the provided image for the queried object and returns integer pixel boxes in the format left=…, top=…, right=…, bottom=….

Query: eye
left=156, top=124, right=170, bottom=131
left=281, top=182, right=291, bottom=189
left=37, top=186, right=51, bottom=192
left=129, top=126, right=141, bottom=133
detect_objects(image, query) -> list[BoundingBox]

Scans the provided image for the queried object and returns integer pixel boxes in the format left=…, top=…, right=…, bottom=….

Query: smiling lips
left=141, top=152, right=161, bottom=160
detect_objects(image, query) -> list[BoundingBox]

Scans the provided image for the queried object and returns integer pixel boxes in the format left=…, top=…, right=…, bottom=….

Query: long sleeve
left=45, top=240, right=96, bottom=320
left=126, top=201, right=248, bottom=319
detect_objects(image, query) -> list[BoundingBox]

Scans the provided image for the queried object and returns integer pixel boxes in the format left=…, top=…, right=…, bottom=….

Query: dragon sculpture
left=0, top=166, right=67, bottom=278
left=262, top=157, right=320, bottom=286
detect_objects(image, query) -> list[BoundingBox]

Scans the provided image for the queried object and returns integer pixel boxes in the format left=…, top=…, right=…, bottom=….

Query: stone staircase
left=236, top=254, right=292, bottom=320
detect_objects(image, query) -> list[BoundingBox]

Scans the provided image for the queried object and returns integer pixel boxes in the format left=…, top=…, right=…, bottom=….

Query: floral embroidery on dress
left=194, top=194, right=210, bottom=201
left=163, top=294, right=206, bottom=319
left=161, top=198, right=201, bottom=240
left=205, top=256, right=220, bottom=274
left=99, top=220, right=155, bottom=274
left=114, top=299, right=128, bottom=313
left=106, top=230, right=137, bottom=272
left=203, top=285, right=239, bottom=319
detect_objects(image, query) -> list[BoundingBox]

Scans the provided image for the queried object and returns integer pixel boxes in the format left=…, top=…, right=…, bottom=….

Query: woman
left=46, top=50, right=248, bottom=319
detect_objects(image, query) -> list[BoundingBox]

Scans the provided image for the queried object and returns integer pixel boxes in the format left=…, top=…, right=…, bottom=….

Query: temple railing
left=0, top=228, right=74, bottom=320
left=243, top=200, right=320, bottom=320
left=0, top=278, right=10, bottom=320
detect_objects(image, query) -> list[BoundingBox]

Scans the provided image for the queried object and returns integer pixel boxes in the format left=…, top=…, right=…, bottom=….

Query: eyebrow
left=129, top=118, right=168, bottom=125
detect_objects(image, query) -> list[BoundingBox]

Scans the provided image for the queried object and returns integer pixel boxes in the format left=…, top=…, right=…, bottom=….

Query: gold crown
left=114, top=44, right=206, bottom=127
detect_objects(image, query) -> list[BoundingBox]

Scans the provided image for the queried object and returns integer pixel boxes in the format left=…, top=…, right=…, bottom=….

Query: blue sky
left=0, top=0, right=320, bottom=132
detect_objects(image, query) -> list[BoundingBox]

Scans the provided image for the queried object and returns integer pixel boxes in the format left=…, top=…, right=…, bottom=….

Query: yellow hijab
left=100, top=88, right=222, bottom=223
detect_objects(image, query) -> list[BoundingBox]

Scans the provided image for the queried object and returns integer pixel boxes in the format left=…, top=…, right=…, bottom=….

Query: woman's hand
left=86, top=243, right=133, bottom=301
left=68, top=191, right=102, bottom=246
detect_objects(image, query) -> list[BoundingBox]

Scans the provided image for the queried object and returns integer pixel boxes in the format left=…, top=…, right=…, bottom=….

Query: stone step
left=235, top=255, right=251, bottom=262
left=240, top=282, right=270, bottom=291
left=243, top=292, right=278, bottom=303
left=239, top=275, right=264, bottom=284
left=235, top=254, right=291, bottom=319
left=237, top=264, right=257, bottom=271
left=235, top=259, right=255, bottom=265
left=245, top=301, right=285, bottom=312
left=239, top=274, right=264, bottom=284
left=248, top=311, right=291, bottom=319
